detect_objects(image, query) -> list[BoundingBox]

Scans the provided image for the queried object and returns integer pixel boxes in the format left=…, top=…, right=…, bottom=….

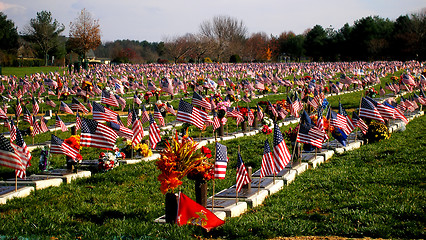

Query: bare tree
left=243, top=32, right=270, bottom=62
left=163, top=34, right=194, bottom=63
left=199, top=15, right=247, bottom=62
left=67, top=9, right=101, bottom=60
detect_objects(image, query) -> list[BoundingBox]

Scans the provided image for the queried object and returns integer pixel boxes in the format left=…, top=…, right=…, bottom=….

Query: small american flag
left=22, top=106, right=32, bottom=124
left=55, top=114, right=68, bottom=132
left=212, top=110, right=220, bottom=130
left=134, top=94, right=142, bottom=105
left=147, top=80, right=157, bottom=92
left=80, top=118, right=118, bottom=150
left=32, top=97, right=39, bottom=115
left=132, top=118, right=144, bottom=146
left=109, top=121, right=133, bottom=140
left=338, top=102, right=355, bottom=135
left=326, top=107, right=346, bottom=131
left=297, top=123, right=325, bottom=149
left=149, top=114, right=161, bottom=150
left=73, top=111, right=81, bottom=130
left=14, top=130, right=32, bottom=179
left=70, top=97, right=89, bottom=114
left=273, top=123, right=291, bottom=173
left=352, top=111, right=368, bottom=134
left=8, top=120, right=17, bottom=142
left=192, top=91, right=211, bottom=111
left=236, top=152, right=251, bottom=193
left=365, top=97, right=394, bottom=120
left=101, top=90, right=119, bottom=107
left=384, top=102, right=408, bottom=124
left=359, top=97, right=384, bottom=123
left=40, top=117, right=49, bottom=133
left=45, top=98, right=56, bottom=108
left=247, top=108, right=254, bottom=126
left=50, top=134, right=79, bottom=159
left=127, top=108, right=133, bottom=127
left=141, top=105, right=150, bottom=124
left=92, top=101, right=119, bottom=123
left=0, top=108, right=7, bottom=119
left=214, top=142, right=228, bottom=179
left=60, top=101, right=74, bottom=115
left=166, top=103, right=176, bottom=116
left=0, top=134, right=25, bottom=173
left=257, top=104, right=264, bottom=121
left=260, top=139, right=274, bottom=178
left=176, top=100, right=207, bottom=129
left=115, top=94, right=126, bottom=111
left=154, top=104, right=165, bottom=126
left=268, top=101, right=278, bottom=118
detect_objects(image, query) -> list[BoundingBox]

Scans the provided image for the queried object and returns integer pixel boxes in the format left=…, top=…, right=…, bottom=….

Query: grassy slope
left=0, top=115, right=424, bottom=239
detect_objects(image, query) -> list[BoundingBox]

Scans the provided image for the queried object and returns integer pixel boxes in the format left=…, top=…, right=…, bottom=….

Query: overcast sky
left=1, top=0, right=424, bottom=43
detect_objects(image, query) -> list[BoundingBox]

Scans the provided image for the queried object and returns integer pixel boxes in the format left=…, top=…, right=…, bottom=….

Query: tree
left=163, top=34, right=194, bottom=63
left=68, top=8, right=101, bottom=60
left=199, top=15, right=247, bottom=62
left=304, top=25, right=327, bottom=61
left=0, top=12, right=19, bottom=53
left=22, top=11, right=64, bottom=66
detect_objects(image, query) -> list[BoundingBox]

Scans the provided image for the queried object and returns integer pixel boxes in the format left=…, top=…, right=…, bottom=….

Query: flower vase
left=253, top=114, right=258, bottom=129
left=241, top=121, right=247, bottom=132
left=165, top=192, right=178, bottom=224
left=195, top=179, right=207, bottom=207
left=218, top=121, right=224, bottom=136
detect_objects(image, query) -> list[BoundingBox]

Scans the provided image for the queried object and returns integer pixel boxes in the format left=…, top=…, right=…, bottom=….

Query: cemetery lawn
left=2, top=66, right=66, bottom=78
left=0, top=115, right=424, bottom=239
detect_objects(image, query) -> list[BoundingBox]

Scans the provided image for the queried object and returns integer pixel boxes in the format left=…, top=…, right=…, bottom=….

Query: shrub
left=230, top=54, right=242, bottom=63
left=204, top=57, right=213, bottom=63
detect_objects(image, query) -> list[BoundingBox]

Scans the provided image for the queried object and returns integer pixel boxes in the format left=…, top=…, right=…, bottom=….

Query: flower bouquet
left=156, top=132, right=207, bottom=194
left=121, top=140, right=152, bottom=158
left=187, top=146, right=214, bottom=183
left=364, top=121, right=390, bottom=143
left=64, top=135, right=83, bottom=164
left=261, top=125, right=272, bottom=135
left=98, top=152, right=120, bottom=172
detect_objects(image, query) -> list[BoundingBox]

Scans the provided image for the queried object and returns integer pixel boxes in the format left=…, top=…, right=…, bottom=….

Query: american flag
left=0, top=108, right=7, bottom=119
left=316, top=107, right=328, bottom=141
left=268, top=101, right=278, bottom=118
left=115, top=94, right=126, bottom=111
left=192, top=91, right=211, bottom=111
left=212, top=110, right=221, bottom=130
left=255, top=80, right=265, bottom=91
left=132, top=117, right=144, bottom=146
left=8, top=120, right=17, bottom=142
left=276, top=104, right=288, bottom=120
left=160, top=78, right=174, bottom=95
left=257, top=104, right=264, bottom=121
left=75, top=112, right=82, bottom=130
left=45, top=97, right=56, bottom=108
left=365, top=97, right=394, bottom=120
left=50, top=134, right=79, bottom=159
left=101, top=90, right=119, bottom=107
left=402, top=74, right=416, bottom=86
left=80, top=118, right=118, bottom=150
left=214, top=142, right=228, bottom=179
left=44, top=78, right=58, bottom=88
left=326, top=107, right=346, bottom=131
left=70, top=97, right=89, bottom=114
left=292, top=96, right=303, bottom=118
left=217, top=77, right=226, bottom=87
left=55, top=114, right=68, bottom=132
left=141, top=105, right=150, bottom=124
left=153, top=104, right=165, bottom=126
left=260, top=139, right=274, bottom=178
left=149, top=114, right=161, bottom=150
left=247, top=108, right=255, bottom=126
left=414, top=93, right=426, bottom=106
left=338, top=102, right=355, bottom=135
left=127, top=108, right=133, bottom=127
left=0, top=135, right=25, bottom=172
left=30, top=116, right=41, bottom=136
left=14, top=130, right=32, bottom=179
left=359, top=97, right=384, bottom=123
left=297, top=123, right=326, bottom=148
left=32, top=97, right=39, bottom=115
left=384, top=102, right=408, bottom=124
left=92, top=101, right=119, bottom=123
left=147, top=80, right=157, bottom=92
left=60, top=101, right=74, bottom=115
left=109, top=121, right=133, bottom=140
left=273, top=123, right=291, bottom=172
left=236, top=152, right=251, bottom=193
left=176, top=100, right=207, bottom=129
left=134, top=94, right=142, bottom=105
left=226, top=107, right=244, bottom=125
left=166, top=103, right=177, bottom=116
left=352, top=111, right=368, bottom=134
left=22, top=106, right=32, bottom=124
left=15, top=98, right=22, bottom=118
left=115, top=82, right=124, bottom=94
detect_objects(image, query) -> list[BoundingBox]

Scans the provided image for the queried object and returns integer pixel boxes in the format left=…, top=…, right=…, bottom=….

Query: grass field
left=2, top=66, right=67, bottom=78
left=0, top=114, right=424, bottom=239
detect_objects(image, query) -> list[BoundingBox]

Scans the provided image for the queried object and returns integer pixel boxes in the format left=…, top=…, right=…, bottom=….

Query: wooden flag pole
left=355, top=93, right=364, bottom=142
left=211, top=132, right=217, bottom=212
left=236, top=145, right=241, bottom=205
left=15, top=172, right=17, bottom=192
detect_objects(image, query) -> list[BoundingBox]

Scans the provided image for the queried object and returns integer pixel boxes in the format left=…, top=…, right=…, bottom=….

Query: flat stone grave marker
left=4, top=175, right=63, bottom=190
left=206, top=198, right=236, bottom=209
left=252, top=167, right=292, bottom=178
left=0, top=186, right=26, bottom=195
left=249, top=177, right=275, bottom=189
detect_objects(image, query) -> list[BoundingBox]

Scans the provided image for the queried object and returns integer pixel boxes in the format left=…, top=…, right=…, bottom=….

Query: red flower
left=200, top=146, right=212, bottom=158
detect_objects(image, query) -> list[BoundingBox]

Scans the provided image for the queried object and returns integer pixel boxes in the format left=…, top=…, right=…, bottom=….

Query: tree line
left=0, top=8, right=425, bottom=67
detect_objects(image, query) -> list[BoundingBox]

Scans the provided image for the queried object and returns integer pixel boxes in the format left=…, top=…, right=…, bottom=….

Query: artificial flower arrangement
left=98, top=152, right=121, bottom=172
left=121, top=140, right=152, bottom=158
left=262, top=116, right=274, bottom=128
left=216, top=101, right=230, bottom=119
left=283, top=125, right=299, bottom=142
left=365, top=87, right=378, bottom=98
left=261, top=125, right=272, bottom=135
left=364, top=121, right=390, bottom=143
left=156, top=132, right=209, bottom=194
left=64, top=135, right=83, bottom=163
left=187, top=146, right=214, bottom=183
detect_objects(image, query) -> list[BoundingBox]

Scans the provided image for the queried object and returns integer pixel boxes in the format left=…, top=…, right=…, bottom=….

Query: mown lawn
left=0, top=114, right=424, bottom=239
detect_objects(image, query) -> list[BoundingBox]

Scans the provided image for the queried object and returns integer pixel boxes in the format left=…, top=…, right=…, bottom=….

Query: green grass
left=2, top=66, right=67, bottom=78
left=0, top=114, right=424, bottom=239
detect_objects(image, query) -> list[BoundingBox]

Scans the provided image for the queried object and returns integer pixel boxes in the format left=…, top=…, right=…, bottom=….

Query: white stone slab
left=242, top=189, right=269, bottom=208
left=33, top=170, right=91, bottom=184
left=154, top=210, right=227, bottom=223
left=234, top=133, right=244, bottom=138
left=264, top=179, right=284, bottom=195
left=0, top=186, right=34, bottom=204
left=207, top=199, right=247, bottom=218
left=120, top=153, right=161, bottom=164
left=308, top=155, right=324, bottom=169
left=282, top=169, right=297, bottom=185
left=344, top=141, right=361, bottom=151
left=334, top=147, right=345, bottom=154
left=197, top=140, right=208, bottom=148
left=220, top=136, right=235, bottom=141
left=291, top=162, right=309, bottom=175
left=1, top=178, right=62, bottom=190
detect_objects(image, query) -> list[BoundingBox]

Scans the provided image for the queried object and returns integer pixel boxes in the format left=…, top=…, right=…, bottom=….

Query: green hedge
left=12, top=58, right=44, bottom=67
